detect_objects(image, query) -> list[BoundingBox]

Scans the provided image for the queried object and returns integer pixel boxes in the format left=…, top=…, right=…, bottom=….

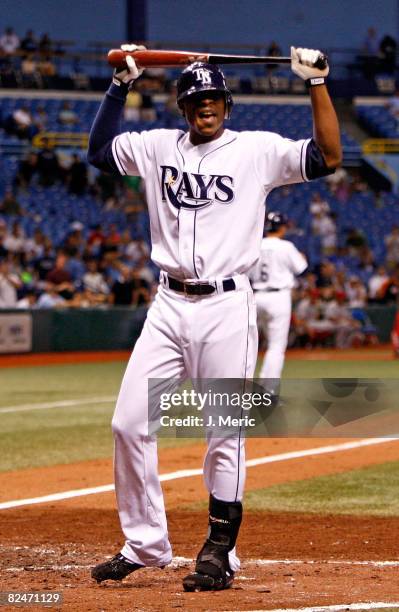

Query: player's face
left=182, top=91, right=226, bottom=144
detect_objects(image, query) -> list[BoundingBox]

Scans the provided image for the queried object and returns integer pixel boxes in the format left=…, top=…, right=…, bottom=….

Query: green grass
left=283, top=359, right=399, bottom=378
left=0, top=357, right=396, bottom=472
left=0, top=361, right=198, bottom=471
left=244, top=460, right=399, bottom=516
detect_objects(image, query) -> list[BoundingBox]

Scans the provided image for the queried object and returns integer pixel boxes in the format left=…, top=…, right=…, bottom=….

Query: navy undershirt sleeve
left=305, top=138, right=336, bottom=180
left=87, top=82, right=129, bottom=174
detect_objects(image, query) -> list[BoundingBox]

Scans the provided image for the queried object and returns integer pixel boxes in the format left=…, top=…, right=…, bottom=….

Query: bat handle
left=314, top=54, right=328, bottom=70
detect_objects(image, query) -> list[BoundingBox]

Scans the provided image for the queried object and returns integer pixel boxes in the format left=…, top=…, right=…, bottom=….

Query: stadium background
left=0, top=2, right=399, bottom=610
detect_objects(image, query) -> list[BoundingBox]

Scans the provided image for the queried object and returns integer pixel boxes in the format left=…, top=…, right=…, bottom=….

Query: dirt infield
left=2, top=437, right=399, bottom=610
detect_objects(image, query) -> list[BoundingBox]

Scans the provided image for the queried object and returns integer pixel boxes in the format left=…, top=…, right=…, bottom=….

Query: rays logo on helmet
left=192, top=67, right=212, bottom=84
left=160, top=165, right=234, bottom=210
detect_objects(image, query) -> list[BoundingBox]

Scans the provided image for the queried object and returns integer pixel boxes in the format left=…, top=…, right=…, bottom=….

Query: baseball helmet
left=265, top=211, right=288, bottom=232
left=176, top=62, right=233, bottom=116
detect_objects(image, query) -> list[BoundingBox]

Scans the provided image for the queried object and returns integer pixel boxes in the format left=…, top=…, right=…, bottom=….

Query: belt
left=254, top=287, right=282, bottom=292
left=167, top=274, right=236, bottom=296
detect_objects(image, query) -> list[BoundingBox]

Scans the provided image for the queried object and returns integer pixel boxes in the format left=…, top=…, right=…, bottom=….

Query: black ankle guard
left=207, top=495, right=243, bottom=550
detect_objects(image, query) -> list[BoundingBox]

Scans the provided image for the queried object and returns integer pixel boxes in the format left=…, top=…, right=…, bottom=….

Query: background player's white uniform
left=252, top=235, right=307, bottom=381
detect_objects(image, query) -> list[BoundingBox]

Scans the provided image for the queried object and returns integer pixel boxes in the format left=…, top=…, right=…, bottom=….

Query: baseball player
left=251, top=211, right=307, bottom=390
left=88, top=44, right=341, bottom=591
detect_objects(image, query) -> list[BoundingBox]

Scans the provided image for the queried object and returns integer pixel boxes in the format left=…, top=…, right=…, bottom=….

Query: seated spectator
left=82, top=258, right=109, bottom=300
left=105, top=223, right=122, bottom=249
left=385, top=225, right=399, bottom=268
left=37, top=139, right=61, bottom=186
left=379, top=33, right=397, bottom=74
left=368, top=265, right=389, bottom=301
left=109, top=263, right=150, bottom=306
left=123, top=234, right=150, bottom=267
left=57, top=101, right=79, bottom=126
left=0, top=258, right=21, bottom=307
left=36, top=285, right=67, bottom=308
left=0, top=27, right=20, bottom=56
left=360, top=27, right=379, bottom=78
left=294, top=288, right=331, bottom=346
left=20, top=54, right=42, bottom=88
left=20, top=29, right=38, bottom=55
left=66, top=220, right=85, bottom=241
left=63, top=245, right=85, bottom=285
left=309, top=192, right=330, bottom=216
left=4, top=220, right=25, bottom=255
left=345, top=227, right=367, bottom=256
left=66, top=154, right=88, bottom=195
left=38, top=33, right=52, bottom=56
left=345, top=275, right=367, bottom=308
left=316, top=260, right=337, bottom=288
left=45, top=251, right=75, bottom=300
left=124, top=90, right=142, bottom=122
left=325, top=167, right=349, bottom=195
left=311, top=211, right=337, bottom=255
left=24, top=228, right=46, bottom=260
left=17, top=289, right=37, bottom=309
left=15, top=151, right=38, bottom=189
left=0, top=189, right=23, bottom=216
left=87, top=224, right=106, bottom=256
left=34, top=238, right=55, bottom=281
left=324, top=289, right=364, bottom=348
left=5, top=105, right=37, bottom=140
left=38, top=55, right=56, bottom=86
left=32, top=104, right=48, bottom=131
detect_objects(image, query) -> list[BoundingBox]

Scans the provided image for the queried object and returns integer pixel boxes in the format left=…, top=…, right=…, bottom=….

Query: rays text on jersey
left=160, top=165, right=234, bottom=210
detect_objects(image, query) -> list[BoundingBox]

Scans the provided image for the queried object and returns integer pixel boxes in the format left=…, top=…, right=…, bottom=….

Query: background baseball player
left=251, top=211, right=308, bottom=391
left=87, top=44, right=341, bottom=591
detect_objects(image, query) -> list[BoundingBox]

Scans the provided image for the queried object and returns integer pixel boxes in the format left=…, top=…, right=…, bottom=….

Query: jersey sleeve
left=254, top=132, right=311, bottom=189
left=288, top=243, right=308, bottom=275
left=112, top=130, right=155, bottom=178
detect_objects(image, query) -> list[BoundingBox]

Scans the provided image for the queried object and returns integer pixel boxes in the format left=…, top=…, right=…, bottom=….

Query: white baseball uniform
left=108, top=127, right=311, bottom=567
left=251, top=236, right=307, bottom=382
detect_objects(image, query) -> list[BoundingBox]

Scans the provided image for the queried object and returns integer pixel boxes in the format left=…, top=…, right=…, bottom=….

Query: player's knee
left=112, top=415, right=149, bottom=439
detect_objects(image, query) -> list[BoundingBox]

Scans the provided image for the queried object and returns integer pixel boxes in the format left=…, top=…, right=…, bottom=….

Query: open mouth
left=198, top=109, right=216, bottom=119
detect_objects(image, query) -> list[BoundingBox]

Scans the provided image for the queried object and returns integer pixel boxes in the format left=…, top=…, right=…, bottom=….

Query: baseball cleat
left=182, top=570, right=234, bottom=592
left=91, top=553, right=144, bottom=583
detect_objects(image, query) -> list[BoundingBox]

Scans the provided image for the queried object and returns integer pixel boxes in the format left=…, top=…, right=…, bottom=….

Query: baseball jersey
left=112, top=128, right=311, bottom=279
left=251, top=236, right=307, bottom=290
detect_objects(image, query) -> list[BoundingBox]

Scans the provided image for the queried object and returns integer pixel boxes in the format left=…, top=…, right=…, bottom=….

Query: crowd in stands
left=1, top=24, right=398, bottom=94
left=0, top=143, right=397, bottom=354
left=360, top=27, right=398, bottom=77
left=0, top=27, right=60, bottom=88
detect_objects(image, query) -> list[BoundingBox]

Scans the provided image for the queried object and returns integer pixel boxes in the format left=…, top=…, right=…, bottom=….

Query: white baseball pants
left=111, top=278, right=258, bottom=569
left=255, top=289, right=291, bottom=381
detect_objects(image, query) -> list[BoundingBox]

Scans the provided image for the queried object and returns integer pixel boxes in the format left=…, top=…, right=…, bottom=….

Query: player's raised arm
left=291, top=46, right=342, bottom=170
left=87, top=44, right=145, bottom=173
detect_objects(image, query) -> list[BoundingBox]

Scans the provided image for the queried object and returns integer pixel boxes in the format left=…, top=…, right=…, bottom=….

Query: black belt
left=167, top=275, right=236, bottom=296
left=254, top=287, right=282, bottom=292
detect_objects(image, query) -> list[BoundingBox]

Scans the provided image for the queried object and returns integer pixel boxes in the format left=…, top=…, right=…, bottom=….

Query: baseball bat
left=107, top=48, right=328, bottom=70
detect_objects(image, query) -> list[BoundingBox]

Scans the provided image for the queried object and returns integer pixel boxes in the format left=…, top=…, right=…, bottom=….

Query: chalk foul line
left=0, top=437, right=397, bottom=510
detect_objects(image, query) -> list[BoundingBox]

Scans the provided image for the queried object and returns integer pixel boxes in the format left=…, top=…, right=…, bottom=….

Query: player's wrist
left=107, top=81, right=129, bottom=100
left=305, top=77, right=326, bottom=88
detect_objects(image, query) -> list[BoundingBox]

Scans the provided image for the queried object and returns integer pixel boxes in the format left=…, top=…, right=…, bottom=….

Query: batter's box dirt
left=1, top=509, right=399, bottom=610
